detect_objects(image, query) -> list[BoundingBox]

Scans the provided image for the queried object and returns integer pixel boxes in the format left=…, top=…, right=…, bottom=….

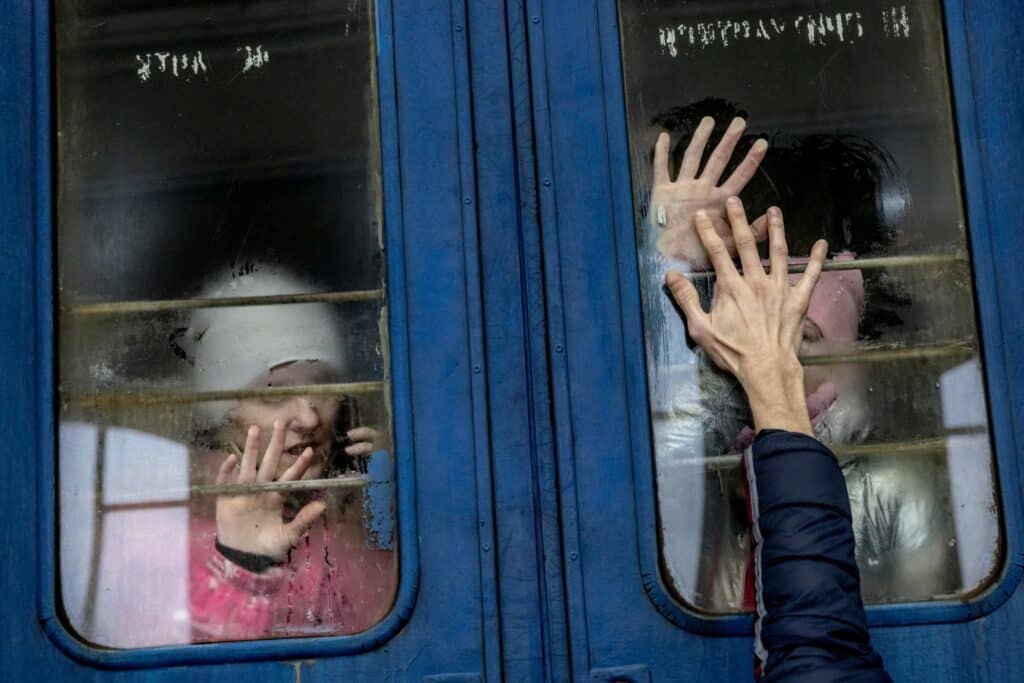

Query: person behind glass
left=184, top=268, right=396, bottom=642
left=647, top=103, right=953, bottom=611
left=663, top=197, right=892, bottom=681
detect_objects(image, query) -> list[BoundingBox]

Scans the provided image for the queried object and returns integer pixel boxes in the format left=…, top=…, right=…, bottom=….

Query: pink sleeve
left=189, top=542, right=286, bottom=643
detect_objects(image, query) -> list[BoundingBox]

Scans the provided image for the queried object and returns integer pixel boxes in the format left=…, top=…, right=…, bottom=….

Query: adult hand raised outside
left=664, top=197, right=827, bottom=436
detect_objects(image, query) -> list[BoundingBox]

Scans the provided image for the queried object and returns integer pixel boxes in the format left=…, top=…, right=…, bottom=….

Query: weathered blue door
left=1, top=0, right=545, bottom=680
left=2, top=0, right=1024, bottom=681
left=523, top=0, right=1024, bottom=681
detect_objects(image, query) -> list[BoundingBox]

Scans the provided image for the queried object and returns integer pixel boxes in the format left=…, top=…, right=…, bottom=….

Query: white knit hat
left=186, top=267, right=347, bottom=422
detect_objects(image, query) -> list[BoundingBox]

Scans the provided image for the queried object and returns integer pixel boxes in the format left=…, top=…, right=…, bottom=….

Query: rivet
left=464, top=196, right=472, bottom=205
left=483, top=543, right=491, bottom=552
left=543, top=178, right=552, bottom=186
left=570, top=551, right=578, bottom=561
left=455, top=24, right=463, bottom=32
left=473, top=365, right=481, bottom=374
left=531, top=16, right=540, bottom=24
left=555, top=343, right=564, bottom=352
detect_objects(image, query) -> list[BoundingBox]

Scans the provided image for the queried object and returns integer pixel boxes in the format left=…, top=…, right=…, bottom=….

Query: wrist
left=215, top=524, right=284, bottom=561
left=215, top=538, right=284, bottom=573
left=738, top=357, right=813, bottom=437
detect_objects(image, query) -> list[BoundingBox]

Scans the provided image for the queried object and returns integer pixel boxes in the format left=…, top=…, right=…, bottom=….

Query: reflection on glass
left=618, top=0, right=1002, bottom=613
left=55, top=1, right=397, bottom=647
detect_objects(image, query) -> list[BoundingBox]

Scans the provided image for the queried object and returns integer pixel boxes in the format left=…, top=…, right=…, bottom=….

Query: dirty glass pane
left=55, top=1, right=398, bottom=647
left=617, top=0, right=1003, bottom=613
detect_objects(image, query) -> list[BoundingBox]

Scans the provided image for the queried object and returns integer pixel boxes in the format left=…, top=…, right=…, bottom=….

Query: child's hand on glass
left=214, top=421, right=326, bottom=561
left=649, top=116, right=769, bottom=267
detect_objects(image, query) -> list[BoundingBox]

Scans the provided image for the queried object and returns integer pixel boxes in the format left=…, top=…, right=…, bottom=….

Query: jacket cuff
left=750, top=429, right=850, bottom=518
left=215, top=538, right=285, bottom=574
left=206, top=546, right=286, bottom=596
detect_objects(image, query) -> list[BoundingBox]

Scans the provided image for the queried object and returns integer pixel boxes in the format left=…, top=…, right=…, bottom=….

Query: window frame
left=36, top=0, right=422, bottom=666
left=602, top=0, right=1024, bottom=635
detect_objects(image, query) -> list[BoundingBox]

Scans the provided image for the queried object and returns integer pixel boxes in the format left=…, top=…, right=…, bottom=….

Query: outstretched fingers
left=749, top=213, right=770, bottom=243
left=346, top=426, right=378, bottom=443
left=256, top=420, right=286, bottom=483
left=726, top=197, right=763, bottom=278
left=239, top=425, right=260, bottom=482
left=345, top=441, right=376, bottom=457
left=279, top=446, right=318, bottom=483
left=679, top=116, right=715, bottom=180
left=653, top=131, right=671, bottom=185
left=283, top=500, right=328, bottom=544
left=346, top=427, right=381, bottom=456
left=794, top=239, right=829, bottom=309
left=767, top=207, right=789, bottom=281
left=216, top=453, right=238, bottom=486
left=720, top=138, right=768, bottom=195
left=694, top=209, right=739, bottom=282
left=700, top=117, right=746, bottom=184
left=665, top=271, right=710, bottom=342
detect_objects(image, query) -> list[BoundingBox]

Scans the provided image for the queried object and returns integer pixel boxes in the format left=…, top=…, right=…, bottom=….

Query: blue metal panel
left=36, top=0, right=423, bottom=668
left=521, top=1, right=612, bottom=678
left=868, top=0, right=1024, bottom=678
left=4, top=0, right=1023, bottom=679
left=463, top=0, right=566, bottom=680
left=506, top=4, right=576, bottom=681
left=590, top=664, right=651, bottom=683
left=0, top=0, right=50, bottom=679
left=446, top=0, right=502, bottom=678
left=600, top=0, right=1024, bottom=636
left=1, top=0, right=505, bottom=679
left=526, top=0, right=1024, bottom=679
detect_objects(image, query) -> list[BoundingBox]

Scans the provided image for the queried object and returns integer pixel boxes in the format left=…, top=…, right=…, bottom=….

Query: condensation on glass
left=55, top=1, right=397, bottom=647
left=617, top=0, right=1003, bottom=614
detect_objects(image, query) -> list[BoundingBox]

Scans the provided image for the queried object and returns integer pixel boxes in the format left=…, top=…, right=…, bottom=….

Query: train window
left=617, top=0, right=1003, bottom=614
left=55, top=1, right=398, bottom=647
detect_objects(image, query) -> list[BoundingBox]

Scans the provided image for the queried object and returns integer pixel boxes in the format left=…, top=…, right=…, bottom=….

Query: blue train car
left=2, top=0, right=1023, bottom=680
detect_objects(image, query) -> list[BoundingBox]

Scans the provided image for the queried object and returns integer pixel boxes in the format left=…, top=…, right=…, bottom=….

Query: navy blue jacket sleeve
left=746, top=429, right=892, bottom=682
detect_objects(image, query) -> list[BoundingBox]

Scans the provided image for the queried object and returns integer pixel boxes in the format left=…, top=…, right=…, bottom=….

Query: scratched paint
left=239, top=45, right=271, bottom=73
left=135, top=50, right=209, bottom=82
left=134, top=45, right=271, bottom=83
left=882, top=5, right=912, bottom=38
left=624, top=0, right=1004, bottom=621
left=657, top=5, right=911, bottom=57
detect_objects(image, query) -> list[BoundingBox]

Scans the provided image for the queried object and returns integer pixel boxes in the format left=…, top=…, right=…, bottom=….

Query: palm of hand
left=216, top=489, right=298, bottom=560
left=705, top=278, right=799, bottom=376
left=214, top=422, right=328, bottom=561
left=651, top=180, right=735, bottom=266
left=649, top=117, right=768, bottom=267
left=664, top=199, right=828, bottom=436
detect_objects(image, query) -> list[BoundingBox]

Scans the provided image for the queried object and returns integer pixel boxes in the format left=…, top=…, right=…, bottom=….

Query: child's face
left=230, top=361, right=341, bottom=480
left=796, top=269, right=865, bottom=416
